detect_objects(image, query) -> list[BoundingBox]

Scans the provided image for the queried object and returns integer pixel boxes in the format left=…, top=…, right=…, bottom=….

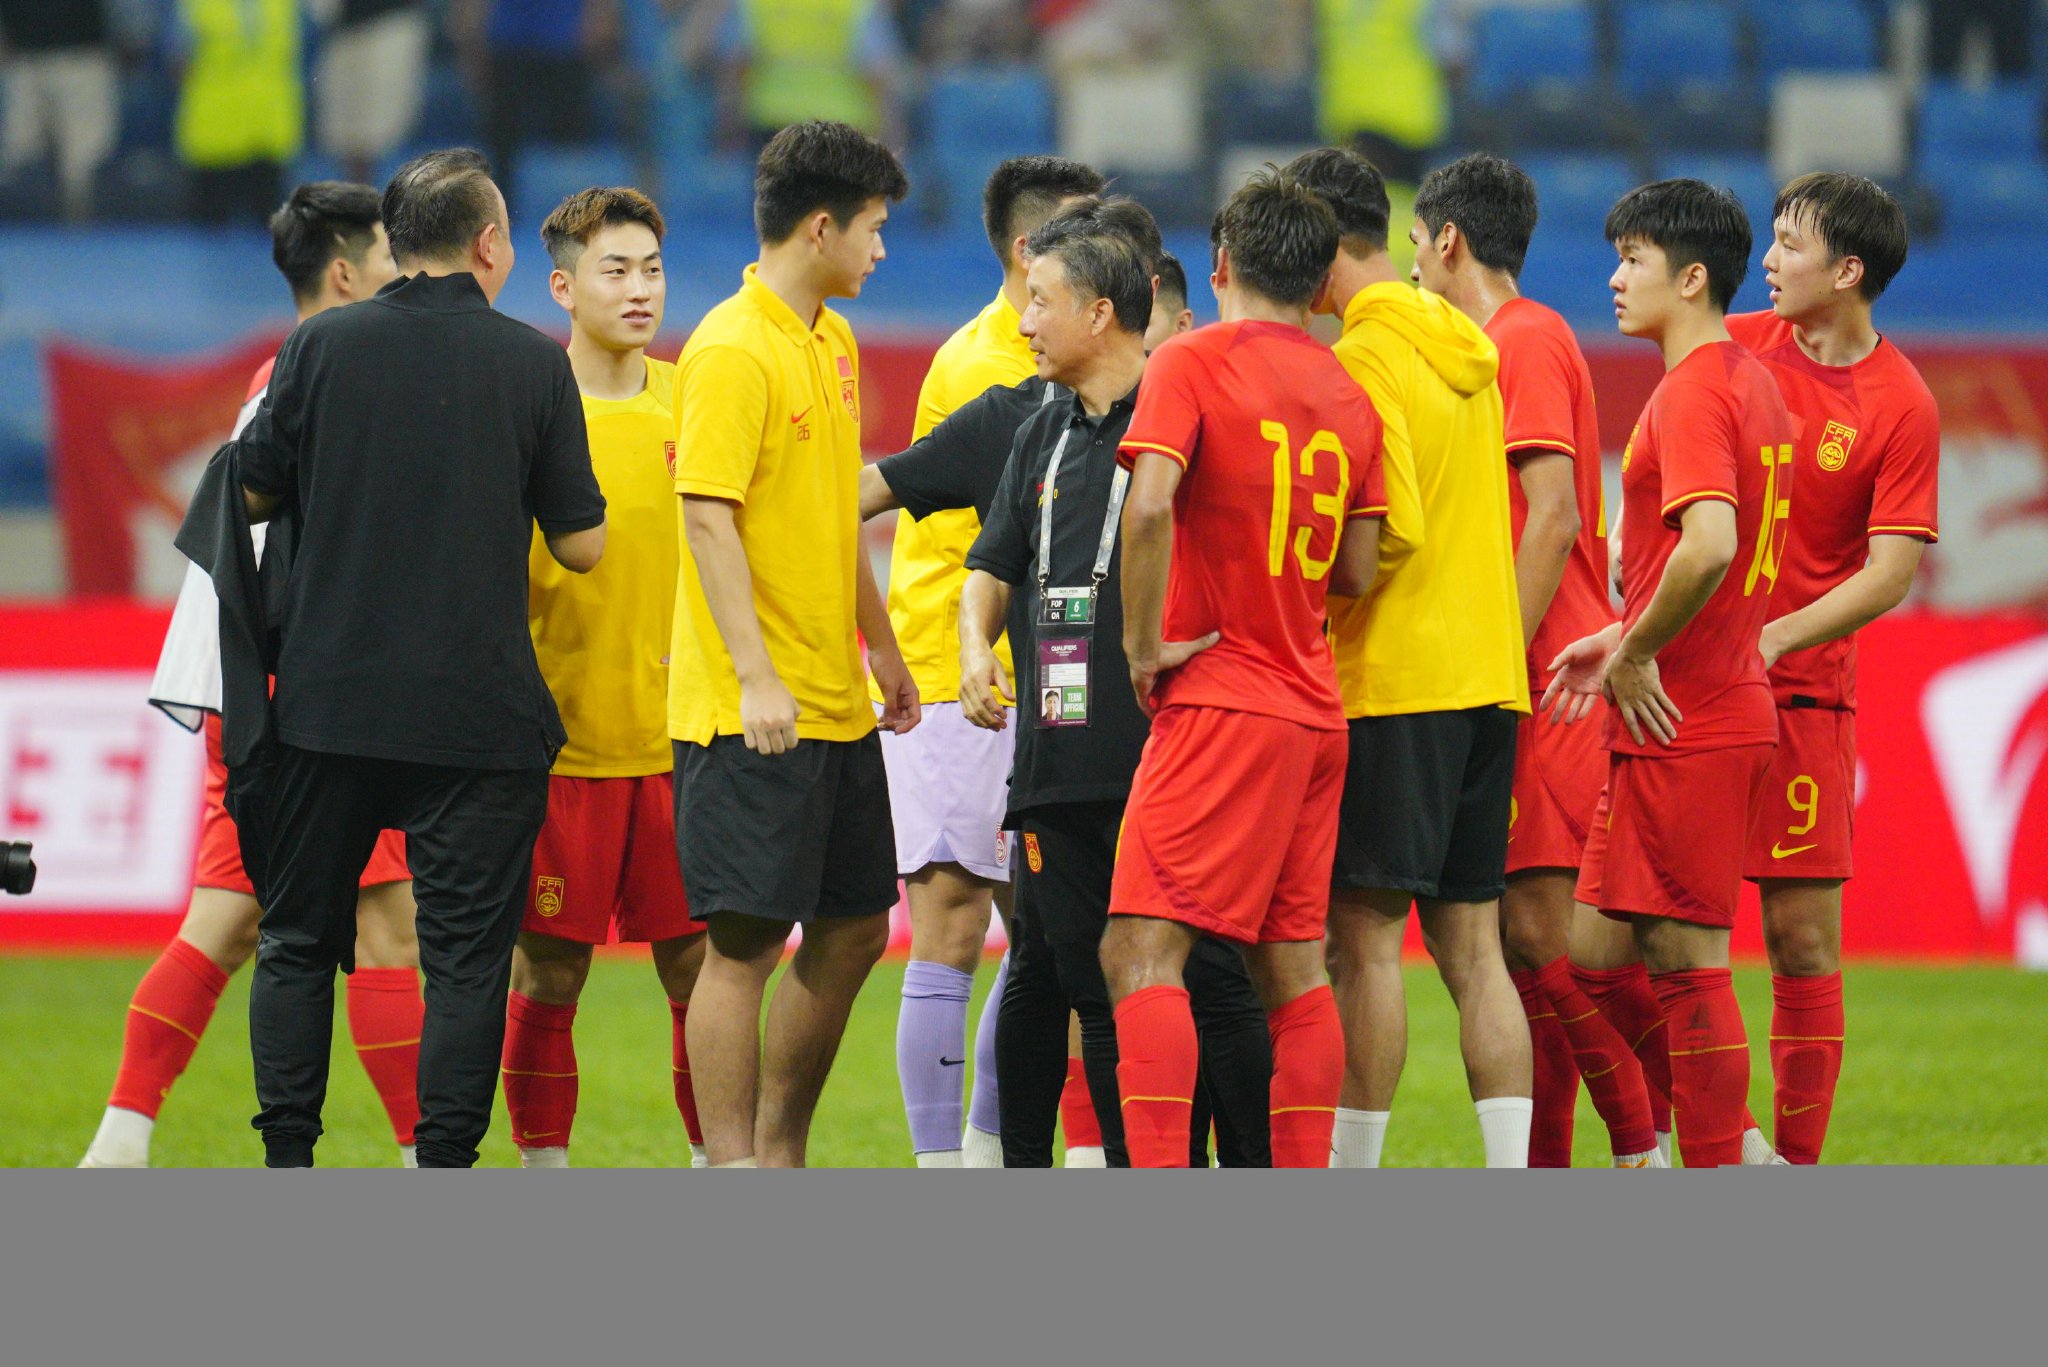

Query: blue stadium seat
left=510, top=143, right=638, bottom=232
left=1757, top=1, right=1881, bottom=78
left=1617, top=3, right=1740, bottom=99
left=1919, top=80, right=2042, bottom=161
left=925, top=65, right=1056, bottom=227
left=1517, top=153, right=1640, bottom=233
left=1467, top=4, right=1597, bottom=105
left=411, top=60, right=480, bottom=147
left=1926, top=156, right=2048, bottom=232
left=1210, top=73, right=1319, bottom=146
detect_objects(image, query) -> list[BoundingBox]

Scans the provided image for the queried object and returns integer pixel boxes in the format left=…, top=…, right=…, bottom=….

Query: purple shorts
left=878, top=701, right=1016, bottom=882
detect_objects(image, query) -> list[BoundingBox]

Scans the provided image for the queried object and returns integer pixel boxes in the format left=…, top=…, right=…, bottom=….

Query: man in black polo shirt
left=951, top=203, right=1273, bottom=1167
left=231, top=147, right=606, bottom=1168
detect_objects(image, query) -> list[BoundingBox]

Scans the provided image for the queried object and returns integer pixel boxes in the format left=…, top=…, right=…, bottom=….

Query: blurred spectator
left=452, top=0, right=619, bottom=195
left=919, top=0, right=1035, bottom=63
left=175, top=0, right=304, bottom=224
left=1928, top=0, right=2035, bottom=81
left=714, top=0, right=907, bottom=151
left=312, top=0, right=432, bottom=186
left=0, top=0, right=118, bottom=219
left=1314, top=0, right=1447, bottom=185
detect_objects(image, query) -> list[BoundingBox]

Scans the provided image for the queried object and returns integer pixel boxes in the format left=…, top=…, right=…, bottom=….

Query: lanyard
left=1035, top=422, right=1132, bottom=596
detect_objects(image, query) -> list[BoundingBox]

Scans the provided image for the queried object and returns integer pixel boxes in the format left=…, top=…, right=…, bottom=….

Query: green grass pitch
left=3, top=955, right=2042, bottom=1167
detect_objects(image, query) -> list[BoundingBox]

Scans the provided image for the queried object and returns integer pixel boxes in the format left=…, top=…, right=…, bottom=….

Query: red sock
left=109, top=937, right=230, bottom=1117
left=1059, top=1055, right=1103, bottom=1149
left=346, top=967, right=423, bottom=1146
left=1651, top=968, right=1750, bottom=1168
left=502, top=993, right=579, bottom=1150
left=1538, top=958, right=1655, bottom=1156
left=669, top=999, right=703, bottom=1147
left=1266, top=985, right=1344, bottom=1168
left=1113, top=985, right=1198, bottom=1168
left=1513, top=966, right=1581, bottom=1166
left=1771, top=972, right=1844, bottom=1165
left=1576, top=961, right=1673, bottom=1137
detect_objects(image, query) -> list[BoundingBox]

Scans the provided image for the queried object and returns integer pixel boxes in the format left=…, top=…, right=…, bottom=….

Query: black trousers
left=239, top=743, right=547, bottom=1168
left=996, top=801, right=1273, bottom=1168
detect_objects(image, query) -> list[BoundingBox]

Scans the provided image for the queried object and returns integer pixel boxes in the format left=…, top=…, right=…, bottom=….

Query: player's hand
left=1758, top=620, right=1790, bottom=673
left=872, top=647, right=922, bottom=735
left=959, top=642, right=1013, bottom=731
left=1129, top=632, right=1220, bottom=717
left=1540, top=623, right=1621, bottom=724
left=739, top=672, right=800, bottom=755
left=1600, top=648, right=1681, bottom=747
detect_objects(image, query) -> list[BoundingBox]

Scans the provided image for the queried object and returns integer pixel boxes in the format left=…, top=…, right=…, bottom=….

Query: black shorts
left=1331, top=706, right=1518, bottom=903
left=673, top=734, right=897, bottom=922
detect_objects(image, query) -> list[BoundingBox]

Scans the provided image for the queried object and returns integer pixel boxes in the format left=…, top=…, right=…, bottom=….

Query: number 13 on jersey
left=1263, top=420, right=1351, bottom=581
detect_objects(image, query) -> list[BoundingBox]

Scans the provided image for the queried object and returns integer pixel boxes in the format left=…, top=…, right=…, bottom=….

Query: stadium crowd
left=70, top=70, right=1936, bottom=1164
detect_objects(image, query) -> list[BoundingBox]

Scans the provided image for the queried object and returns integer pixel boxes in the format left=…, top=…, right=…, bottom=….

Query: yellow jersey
left=1328, top=282, right=1531, bottom=717
left=669, top=266, right=875, bottom=745
left=879, top=290, right=1035, bottom=704
left=531, top=355, right=679, bottom=777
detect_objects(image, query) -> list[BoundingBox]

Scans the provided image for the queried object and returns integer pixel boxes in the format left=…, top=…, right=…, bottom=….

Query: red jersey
left=1119, top=321, right=1387, bottom=730
left=1487, top=296, right=1616, bottom=683
left=246, top=356, right=276, bottom=402
left=1727, top=311, right=1940, bottom=710
left=1613, top=341, right=1796, bottom=756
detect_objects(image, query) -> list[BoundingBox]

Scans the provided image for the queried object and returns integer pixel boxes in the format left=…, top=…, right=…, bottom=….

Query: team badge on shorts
left=994, top=831, right=1011, bottom=869
left=1023, top=833, right=1042, bottom=873
left=536, top=876, right=566, bottom=918
left=1817, top=420, right=1857, bottom=472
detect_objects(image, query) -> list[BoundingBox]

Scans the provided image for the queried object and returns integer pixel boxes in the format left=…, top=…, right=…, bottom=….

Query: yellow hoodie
left=1329, top=282, right=1530, bottom=717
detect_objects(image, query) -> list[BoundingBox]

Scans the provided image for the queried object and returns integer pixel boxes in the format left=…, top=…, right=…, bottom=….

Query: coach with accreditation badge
left=227, top=148, right=607, bottom=1168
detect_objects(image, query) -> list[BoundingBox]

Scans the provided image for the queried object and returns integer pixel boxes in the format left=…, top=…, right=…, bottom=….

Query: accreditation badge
left=1037, top=633, right=1092, bottom=728
left=1039, top=585, right=1097, bottom=628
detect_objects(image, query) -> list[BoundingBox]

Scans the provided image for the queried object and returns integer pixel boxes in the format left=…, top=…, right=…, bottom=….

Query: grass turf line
left=2, top=956, right=2041, bottom=1167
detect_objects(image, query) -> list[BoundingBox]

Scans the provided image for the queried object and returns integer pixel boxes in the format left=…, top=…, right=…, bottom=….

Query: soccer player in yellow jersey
left=672, top=121, right=916, bottom=1167
left=887, top=155, right=1104, bottom=1168
left=1287, top=147, right=1536, bottom=1168
left=496, top=187, right=710, bottom=1170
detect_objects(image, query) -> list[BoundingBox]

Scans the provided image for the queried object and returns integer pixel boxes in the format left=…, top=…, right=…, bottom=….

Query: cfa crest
left=663, top=441, right=677, bottom=477
left=1817, top=420, right=1857, bottom=471
left=1023, top=832, right=1043, bottom=873
left=994, top=831, right=1010, bottom=868
left=1622, top=423, right=1638, bottom=473
left=837, top=353, right=859, bottom=421
left=536, top=876, right=565, bottom=918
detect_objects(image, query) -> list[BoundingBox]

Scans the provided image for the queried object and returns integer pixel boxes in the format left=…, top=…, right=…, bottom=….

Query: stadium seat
left=410, top=60, right=480, bottom=147
left=1617, top=3, right=1741, bottom=99
left=1924, top=156, right=2048, bottom=233
left=1516, top=153, right=1641, bottom=234
left=1919, top=80, right=2042, bottom=162
left=925, top=65, right=1057, bottom=227
left=1770, top=73, right=1908, bottom=182
left=1466, top=4, right=1598, bottom=105
left=1756, top=0, right=1882, bottom=79
left=511, top=143, right=638, bottom=233
left=1210, top=73, right=1319, bottom=146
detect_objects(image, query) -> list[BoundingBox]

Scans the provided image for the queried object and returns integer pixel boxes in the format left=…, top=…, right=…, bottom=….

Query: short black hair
left=754, top=120, right=909, bottom=245
left=1212, top=168, right=1340, bottom=309
left=1024, top=199, right=1156, bottom=334
left=982, top=155, right=1105, bottom=267
left=1155, top=251, right=1188, bottom=309
left=382, top=148, right=501, bottom=264
left=1605, top=178, right=1751, bottom=313
left=1281, top=147, right=1390, bottom=255
left=1773, top=171, right=1909, bottom=300
left=1414, top=153, right=1539, bottom=280
left=270, top=180, right=382, bottom=303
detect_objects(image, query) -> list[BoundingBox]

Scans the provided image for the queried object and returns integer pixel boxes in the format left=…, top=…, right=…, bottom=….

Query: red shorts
left=1744, top=707, right=1855, bottom=881
left=1110, top=705, right=1348, bottom=946
left=1506, top=701, right=1607, bottom=876
left=193, top=716, right=409, bottom=895
left=1574, top=744, right=1774, bottom=929
left=523, top=772, right=702, bottom=944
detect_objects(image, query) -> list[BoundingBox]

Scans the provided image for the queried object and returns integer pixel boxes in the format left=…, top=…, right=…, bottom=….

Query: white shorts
left=879, top=701, right=1017, bottom=882
left=315, top=10, right=432, bottom=161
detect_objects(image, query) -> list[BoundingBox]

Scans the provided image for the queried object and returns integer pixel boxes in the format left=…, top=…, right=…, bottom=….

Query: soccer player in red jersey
left=1731, top=173, right=1939, bottom=1164
left=1105, top=171, right=1388, bottom=1167
left=81, top=182, right=416, bottom=1168
left=1412, top=153, right=1663, bottom=1167
left=1545, top=180, right=1797, bottom=1168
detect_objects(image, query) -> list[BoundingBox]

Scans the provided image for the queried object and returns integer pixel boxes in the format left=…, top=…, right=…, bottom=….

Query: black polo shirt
left=236, top=271, right=604, bottom=770
left=874, top=376, right=1056, bottom=522
left=965, top=382, right=1149, bottom=820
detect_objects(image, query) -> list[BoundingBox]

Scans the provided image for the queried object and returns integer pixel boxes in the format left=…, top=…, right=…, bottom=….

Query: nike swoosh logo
left=1781, top=1102, right=1822, bottom=1117
left=939, top=1057, right=965, bottom=1067
left=1771, top=842, right=1819, bottom=859
left=790, top=407, right=813, bottom=424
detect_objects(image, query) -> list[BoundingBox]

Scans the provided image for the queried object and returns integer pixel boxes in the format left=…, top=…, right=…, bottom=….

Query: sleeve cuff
left=1118, top=440, right=1189, bottom=470
left=963, top=551, right=1025, bottom=584
left=677, top=478, right=747, bottom=503
left=1660, top=490, right=1736, bottom=525
left=1505, top=438, right=1575, bottom=466
left=1868, top=523, right=1939, bottom=543
left=537, top=508, right=606, bottom=536
left=1347, top=505, right=1389, bottom=519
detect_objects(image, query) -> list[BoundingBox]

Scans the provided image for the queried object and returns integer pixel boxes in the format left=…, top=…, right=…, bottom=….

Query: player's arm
left=1329, top=517, right=1384, bottom=597
left=957, top=570, right=1015, bottom=731
left=1514, top=452, right=1581, bottom=648
left=545, top=525, right=606, bottom=573
left=867, top=383, right=1018, bottom=523
left=1118, top=453, right=1221, bottom=716
left=1603, top=498, right=1737, bottom=745
left=858, top=539, right=919, bottom=734
left=681, top=495, right=796, bottom=753
left=1759, top=534, right=1923, bottom=669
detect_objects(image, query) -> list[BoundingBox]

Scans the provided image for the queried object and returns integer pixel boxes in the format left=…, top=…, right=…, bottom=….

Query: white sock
left=1613, top=1148, right=1667, bottom=1168
left=518, top=1146, right=569, bottom=1169
left=399, top=1144, right=418, bottom=1169
left=1063, top=1145, right=1107, bottom=1168
left=961, top=1124, right=1004, bottom=1168
left=688, top=1143, right=708, bottom=1169
left=80, top=1106, right=153, bottom=1168
left=1474, top=1096, right=1534, bottom=1169
left=915, top=1148, right=964, bottom=1169
left=1741, top=1126, right=1784, bottom=1166
left=1657, top=1130, right=1674, bottom=1166
left=1330, top=1107, right=1390, bottom=1168
left=712, top=1156, right=758, bottom=1168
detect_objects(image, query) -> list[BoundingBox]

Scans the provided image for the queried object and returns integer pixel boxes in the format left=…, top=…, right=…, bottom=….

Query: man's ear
left=549, top=266, right=575, bottom=312
left=1677, top=260, right=1711, bottom=302
left=328, top=254, right=353, bottom=300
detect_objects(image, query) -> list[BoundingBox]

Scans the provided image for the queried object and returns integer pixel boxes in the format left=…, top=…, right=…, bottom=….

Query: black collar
left=376, top=272, right=492, bottom=313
